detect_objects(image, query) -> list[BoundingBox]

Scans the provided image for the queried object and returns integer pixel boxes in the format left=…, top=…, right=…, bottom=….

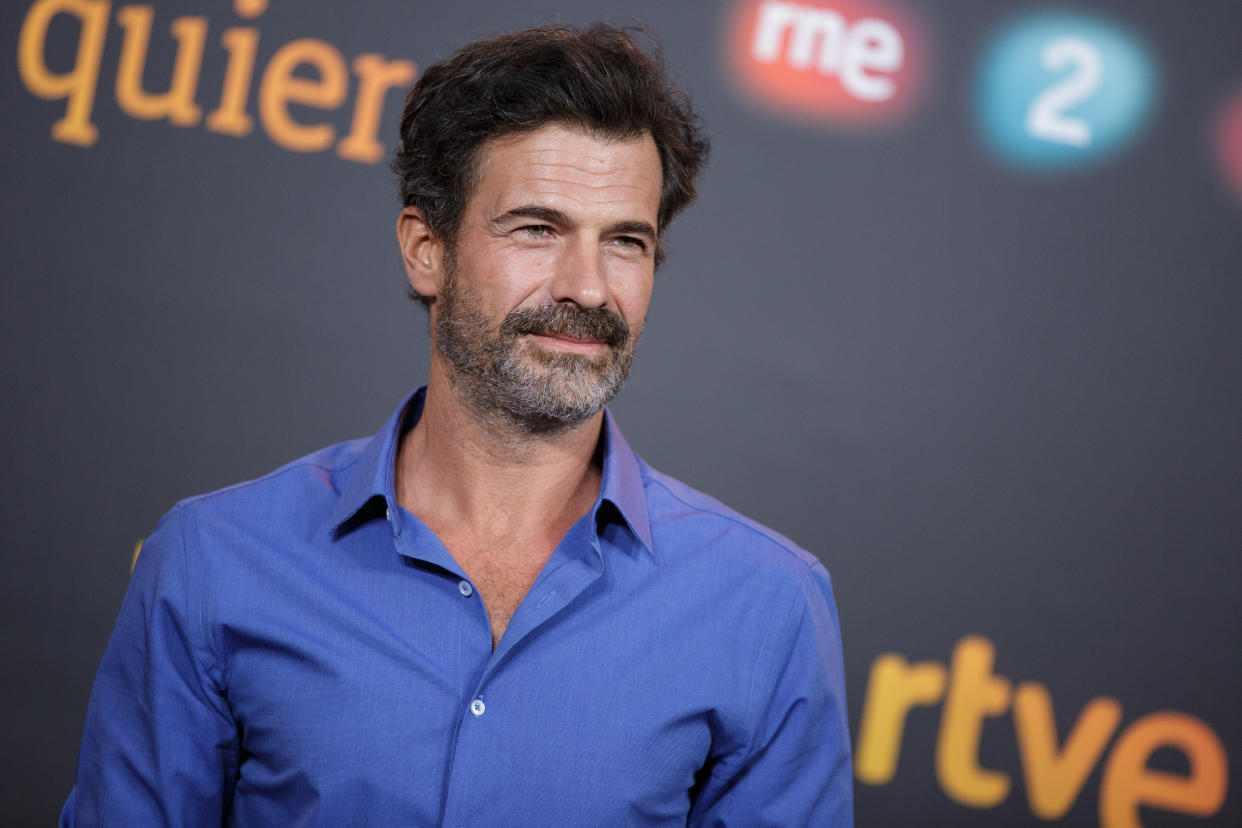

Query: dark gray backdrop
left=4, top=0, right=1240, bottom=825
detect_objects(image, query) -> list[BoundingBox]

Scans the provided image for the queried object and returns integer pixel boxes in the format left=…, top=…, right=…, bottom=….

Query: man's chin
left=493, top=362, right=624, bottom=429
left=439, top=335, right=634, bottom=431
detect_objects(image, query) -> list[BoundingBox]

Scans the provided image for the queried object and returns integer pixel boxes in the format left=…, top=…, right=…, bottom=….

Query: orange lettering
left=206, top=26, right=259, bottom=136
left=1014, top=682, right=1122, bottom=819
left=337, top=53, right=417, bottom=163
left=114, top=6, right=206, bottom=125
left=17, top=0, right=110, bottom=146
left=855, top=653, right=946, bottom=785
left=259, top=38, right=348, bottom=153
left=935, top=635, right=1012, bottom=807
left=233, top=0, right=267, bottom=17
left=1100, top=711, right=1228, bottom=828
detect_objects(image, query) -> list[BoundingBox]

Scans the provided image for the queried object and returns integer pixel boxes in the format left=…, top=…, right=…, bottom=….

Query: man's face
left=431, top=124, right=663, bottom=431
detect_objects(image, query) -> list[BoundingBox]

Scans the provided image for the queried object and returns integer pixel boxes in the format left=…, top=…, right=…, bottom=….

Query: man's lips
left=529, top=331, right=608, bottom=350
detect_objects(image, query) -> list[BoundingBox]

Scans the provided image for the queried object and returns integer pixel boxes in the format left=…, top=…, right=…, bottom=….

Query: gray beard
left=433, top=268, right=639, bottom=434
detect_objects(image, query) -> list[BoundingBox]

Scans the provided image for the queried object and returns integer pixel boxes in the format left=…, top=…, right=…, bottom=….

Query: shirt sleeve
left=60, top=505, right=239, bottom=827
left=688, top=561, right=853, bottom=827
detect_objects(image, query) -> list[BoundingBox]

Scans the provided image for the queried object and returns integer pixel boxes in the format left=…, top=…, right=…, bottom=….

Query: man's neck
left=395, top=361, right=605, bottom=546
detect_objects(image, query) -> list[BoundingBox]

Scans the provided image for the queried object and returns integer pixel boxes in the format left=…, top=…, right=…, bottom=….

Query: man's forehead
left=471, top=124, right=662, bottom=211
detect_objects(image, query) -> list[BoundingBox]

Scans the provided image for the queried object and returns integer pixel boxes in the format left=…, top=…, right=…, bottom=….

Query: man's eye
left=519, top=225, right=551, bottom=237
left=614, top=236, right=645, bottom=250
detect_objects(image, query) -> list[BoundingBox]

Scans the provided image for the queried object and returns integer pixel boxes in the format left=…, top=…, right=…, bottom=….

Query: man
left=62, top=24, right=852, bottom=826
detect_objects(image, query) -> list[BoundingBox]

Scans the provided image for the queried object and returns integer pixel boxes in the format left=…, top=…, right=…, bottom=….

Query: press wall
left=5, top=1, right=1241, bottom=824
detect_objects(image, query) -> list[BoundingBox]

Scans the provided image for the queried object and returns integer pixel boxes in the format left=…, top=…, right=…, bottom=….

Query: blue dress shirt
left=62, top=388, right=852, bottom=826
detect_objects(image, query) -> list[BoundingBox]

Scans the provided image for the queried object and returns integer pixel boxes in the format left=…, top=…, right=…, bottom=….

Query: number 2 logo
left=976, top=12, right=1157, bottom=170
left=1025, top=37, right=1102, bottom=148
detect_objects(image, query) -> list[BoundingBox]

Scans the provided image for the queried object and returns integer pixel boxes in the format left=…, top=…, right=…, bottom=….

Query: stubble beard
left=433, top=255, right=640, bottom=434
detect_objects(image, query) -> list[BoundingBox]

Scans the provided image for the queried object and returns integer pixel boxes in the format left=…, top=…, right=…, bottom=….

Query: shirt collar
left=329, top=387, right=422, bottom=533
left=596, top=407, right=653, bottom=554
left=330, top=387, right=653, bottom=555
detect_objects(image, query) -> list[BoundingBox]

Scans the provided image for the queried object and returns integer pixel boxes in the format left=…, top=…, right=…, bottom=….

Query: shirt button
left=385, top=508, right=393, bottom=522
left=458, top=580, right=474, bottom=597
left=470, top=699, right=486, bottom=717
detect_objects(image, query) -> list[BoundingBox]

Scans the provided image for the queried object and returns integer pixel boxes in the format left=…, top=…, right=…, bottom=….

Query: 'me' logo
left=728, top=0, right=928, bottom=127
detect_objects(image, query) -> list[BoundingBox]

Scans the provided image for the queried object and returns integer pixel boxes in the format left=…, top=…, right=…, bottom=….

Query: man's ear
left=396, top=206, right=445, bottom=300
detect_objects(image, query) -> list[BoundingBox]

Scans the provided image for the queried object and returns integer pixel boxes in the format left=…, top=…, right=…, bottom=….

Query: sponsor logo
left=975, top=11, right=1158, bottom=171
left=1214, top=84, right=1242, bottom=204
left=728, top=0, right=928, bottom=127
left=856, top=635, right=1228, bottom=825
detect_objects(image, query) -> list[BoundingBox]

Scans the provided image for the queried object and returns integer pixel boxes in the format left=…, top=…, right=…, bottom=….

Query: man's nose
left=549, top=237, right=608, bottom=308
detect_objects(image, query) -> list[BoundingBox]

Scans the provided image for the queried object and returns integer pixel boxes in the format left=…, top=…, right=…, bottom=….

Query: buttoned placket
left=437, top=517, right=606, bottom=826
left=384, top=500, right=609, bottom=819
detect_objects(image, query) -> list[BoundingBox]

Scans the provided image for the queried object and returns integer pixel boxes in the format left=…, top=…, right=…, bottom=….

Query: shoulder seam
left=711, top=563, right=815, bottom=780
left=642, top=474, right=815, bottom=570
left=174, top=503, right=227, bottom=692
left=179, top=443, right=366, bottom=509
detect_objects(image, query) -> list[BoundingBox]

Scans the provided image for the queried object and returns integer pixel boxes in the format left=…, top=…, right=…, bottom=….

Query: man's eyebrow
left=608, top=220, right=657, bottom=240
left=492, top=206, right=657, bottom=240
left=493, top=205, right=569, bottom=226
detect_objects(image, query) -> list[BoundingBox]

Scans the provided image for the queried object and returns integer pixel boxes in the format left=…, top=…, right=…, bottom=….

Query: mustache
left=500, top=304, right=630, bottom=348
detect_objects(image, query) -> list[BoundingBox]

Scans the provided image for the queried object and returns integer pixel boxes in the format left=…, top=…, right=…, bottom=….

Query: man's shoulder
left=635, top=459, right=823, bottom=577
left=130, top=436, right=378, bottom=606
left=172, top=435, right=372, bottom=524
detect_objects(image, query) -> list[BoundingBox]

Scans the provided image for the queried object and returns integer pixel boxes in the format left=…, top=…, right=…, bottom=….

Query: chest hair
left=450, top=539, right=556, bottom=648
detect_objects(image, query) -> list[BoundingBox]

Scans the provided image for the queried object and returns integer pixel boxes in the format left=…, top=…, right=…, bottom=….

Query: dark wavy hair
left=392, top=23, right=710, bottom=303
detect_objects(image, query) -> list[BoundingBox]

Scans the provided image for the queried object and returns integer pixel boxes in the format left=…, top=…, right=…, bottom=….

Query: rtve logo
left=728, top=0, right=928, bottom=127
